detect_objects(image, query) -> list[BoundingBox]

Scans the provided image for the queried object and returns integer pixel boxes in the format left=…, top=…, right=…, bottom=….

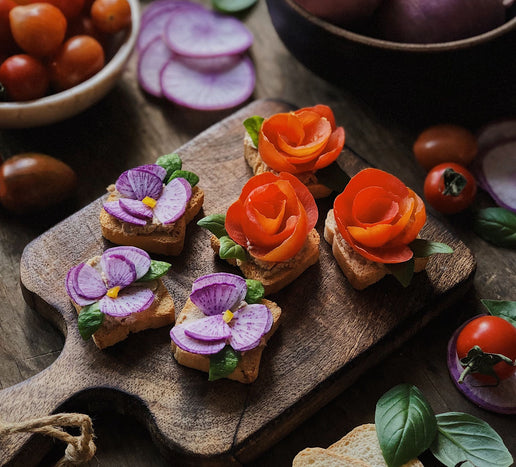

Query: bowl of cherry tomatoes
left=0, top=0, right=139, bottom=128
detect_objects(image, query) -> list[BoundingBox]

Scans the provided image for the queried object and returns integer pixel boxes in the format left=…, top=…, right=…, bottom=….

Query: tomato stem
left=458, top=345, right=516, bottom=386
left=442, top=168, right=467, bottom=196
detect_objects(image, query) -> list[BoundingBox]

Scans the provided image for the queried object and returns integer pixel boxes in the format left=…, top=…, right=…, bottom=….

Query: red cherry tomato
left=13, top=0, right=84, bottom=18
left=0, top=54, right=49, bottom=101
left=90, top=0, right=131, bottom=34
left=49, top=35, right=105, bottom=91
left=0, top=0, right=17, bottom=54
left=456, top=316, right=516, bottom=384
left=423, top=162, right=477, bottom=214
left=9, top=3, right=67, bottom=56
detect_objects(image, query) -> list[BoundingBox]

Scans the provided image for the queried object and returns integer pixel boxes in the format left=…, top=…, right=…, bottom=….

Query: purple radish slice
left=170, top=325, right=226, bottom=355
left=192, top=272, right=247, bottom=298
left=103, top=201, right=148, bottom=226
left=183, top=315, right=232, bottom=341
left=228, top=304, right=271, bottom=351
left=119, top=198, right=154, bottom=220
left=101, top=254, right=137, bottom=289
left=163, top=7, right=253, bottom=58
left=160, top=54, right=255, bottom=111
left=100, top=287, right=155, bottom=317
left=477, top=118, right=516, bottom=152
left=141, top=0, right=204, bottom=25
left=138, top=38, right=174, bottom=97
left=65, top=265, right=99, bottom=306
left=137, top=164, right=167, bottom=180
left=153, top=177, right=191, bottom=224
left=479, top=139, right=516, bottom=212
left=127, top=168, right=163, bottom=201
left=447, top=316, right=516, bottom=414
left=115, top=165, right=165, bottom=198
left=101, top=246, right=151, bottom=281
left=74, top=263, right=106, bottom=300
left=190, top=282, right=242, bottom=316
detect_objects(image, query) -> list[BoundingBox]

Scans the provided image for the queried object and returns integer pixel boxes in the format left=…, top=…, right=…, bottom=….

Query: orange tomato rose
left=225, top=172, right=318, bottom=262
left=258, top=104, right=345, bottom=175
left=333, top=168, right=426, bottom=263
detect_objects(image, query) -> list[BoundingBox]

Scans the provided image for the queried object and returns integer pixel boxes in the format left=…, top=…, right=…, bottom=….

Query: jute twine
left=0, top=413, right=96, bottom=466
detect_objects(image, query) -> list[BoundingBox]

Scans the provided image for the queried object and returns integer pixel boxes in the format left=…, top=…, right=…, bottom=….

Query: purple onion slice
left=153, top=177, right=190, bottom=224
left=65, top=265, right=99, bottom=306
left=447, top=316, right=516, bottom=414
left=127, top=168, right=163, bottom=201
left=103, top=201, right=147, bottom=226
left=190, top=282, right=244, bottom=316
left=163, top=7, right=253, bottom=58
left=183, top=315, right=232, bottom=341
left=101, top=246, right=151, bottom=281
left=138, top=38, right=174, bottom=97
left=99, top=287, right=155, bottom=317
left=228, top=304, right=271, bottom=352
left=170, top=325, right=226, bottom=355
left=74, top=263, right=106, bottom=300
left=119, top=198, right=154, bottom=220
left=101, top=254, right=137, bottom=289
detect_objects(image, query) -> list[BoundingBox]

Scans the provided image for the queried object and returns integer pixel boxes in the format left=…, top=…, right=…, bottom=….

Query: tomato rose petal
left=352, top=242, right=414, bottom=264
left=313, top=126, right=345, bottom=170
left=278, top=172, right=318, bottom=230
left=352, top=186, right=399, bottom=225
left=263, top=113, right=304, bottom=147
left=247, top=188, right=287, bottom=235
left=277, top=112, right=331, bottom=157
left=396, top=189, right=426, bottom=245
left=347, top=224, right=394, bottom=248
left=297, top=104, right=336, bottom=129
left=225, top=200, right=248, bottom=247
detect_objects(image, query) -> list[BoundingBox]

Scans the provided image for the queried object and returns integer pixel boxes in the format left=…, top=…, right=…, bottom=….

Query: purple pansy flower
left=103, top=164, right=192, bottom=225
left=65, top=246, right=155, bottom=317
left=170, top=273, right=273, bottom=355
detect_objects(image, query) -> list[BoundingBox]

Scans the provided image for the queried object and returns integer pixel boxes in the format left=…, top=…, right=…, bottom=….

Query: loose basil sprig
left=197, top=213, right=247, bottom=262
left=473, top=207, right=516, bottom=249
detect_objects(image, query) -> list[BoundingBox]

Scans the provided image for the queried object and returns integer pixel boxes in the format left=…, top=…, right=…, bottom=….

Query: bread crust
left=244, top=133, right=333, bottom=199
left=293, top=447, right=371, bottom=467
left=210, top=228, right=320, bottom=295
left=324, top=210, right=428, bottom=290
left=171, top=298, right=282, bottom=384
left=100, top=185, right=204, bottom=256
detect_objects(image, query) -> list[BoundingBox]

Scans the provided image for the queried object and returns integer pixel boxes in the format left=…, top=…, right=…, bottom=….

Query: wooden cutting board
left=0, top=99, right=476, bottom=466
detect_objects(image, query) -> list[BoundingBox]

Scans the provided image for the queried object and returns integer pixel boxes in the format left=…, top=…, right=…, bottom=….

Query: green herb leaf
left=156, top=153, right=182, bottom=179
left=481, top=299, right=516, bottom=326
left=77, top=302, right=104, bottom=340
left=430, top=412, right=513, bottom=467
left=168, top=169, right=199, bottom=187
left=137, top=260, right=171, bottom=282
left=314, top=161, right=351, bottom=194
left=219, top=235, right=247, bottom=262
left=409, top=238, right=454, bottom=257
left=243, top=115, right=264, bottom=148
left=375, top=384, right=437, bottom=467
left=197, top=214, right=228, bottom=238
left=209, top=345, right=240, bottom=381
left=212, top=0, right=257, bottom=13
left=245, top=279, right=264, bottom=304
left=384, top=258, right=415, bottom=288
left=473, top=207, right=516, bottom=248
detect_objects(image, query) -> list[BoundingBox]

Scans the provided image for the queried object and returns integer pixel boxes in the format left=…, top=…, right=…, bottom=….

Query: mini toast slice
left=293, top=447, right=371, bottom=467
left=324, top=210, right=428, bottom=290
left=100, top=185, right=204, bottom=256
left=244, top=133, right=333, bottom=199
left=171, top=297, right=282, bottom=384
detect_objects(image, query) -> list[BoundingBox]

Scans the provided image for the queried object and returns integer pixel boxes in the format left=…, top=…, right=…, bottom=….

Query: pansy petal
left=99, top=287, right=154, bottom=317
left=191, top=273, right=247, bottom=301
left=136, top=164, right=167, bottom=181
left=119, top=198, right=154, bottom=219
left=103, top=201, right=147, bottom=226
left=74, top=263, right=106, bottom=299
left=65, top=264, right=99, bottom=306
left=183, top=315, right=231, bottom=341
left=153, top=177, right=191, bottom=224
left=128, top=168, right=163, bottom=201
left=170, top=325, right=226, bottom=355
left=115, top=169, right=136, bottom=198
left=190, top=282, right=244, bottom=316
left=228, top=304, right=271, bottom=352
left=101, top=247, right=151, bottom=281
left=101, top=254, right=136, bottom=289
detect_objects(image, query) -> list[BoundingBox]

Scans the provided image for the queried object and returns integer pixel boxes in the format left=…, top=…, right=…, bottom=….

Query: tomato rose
left=225, top=172, right=318, bottom=262
left=333, top=168, right=426, bottom=263
left=258, top=104, right=345, bottom=175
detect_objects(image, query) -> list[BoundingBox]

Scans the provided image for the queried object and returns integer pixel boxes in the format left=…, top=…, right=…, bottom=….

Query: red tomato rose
left=225, top=172, right=318, bottom=262
left=258, top=104, right=345, bottom=175
left=333, top=168, right=426, bottom=263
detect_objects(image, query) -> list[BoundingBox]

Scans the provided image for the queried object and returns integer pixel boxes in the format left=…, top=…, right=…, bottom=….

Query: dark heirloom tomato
left=90, top=0, right=131, bottom=34
left=0, top=54, right=49, bottom=101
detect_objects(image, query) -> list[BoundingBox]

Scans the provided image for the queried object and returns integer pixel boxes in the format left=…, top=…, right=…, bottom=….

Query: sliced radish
left=101, top=246, right=151, bottom=280
left=183, top=315, right=232, bottom=341
left=138, top=38, right=174, bottom=97
left=190, top=282, right=241, bottom=316
left=192, top=272, right=247, bottom=298
left=103, top=201, right=148, bottom=226
left=477, top=118, right=516, bottom=152
left=170, top=325, right=226, bottom=355
left=160, top=54, right=255, bottom=110
left=74, top=263, right=105, bottom=299
left=101, top=254, right=136, bottom=289
left=153, top=177, right=191, bottom=224
left=100, top=287, right=155, bottom=317
left=163, top=7, right=253, bottom=58
left=119, top=198, right=154, bottom=219
left=228, top=304, right=271, bottom=351
left=127, top=168, right=163, bottom=201
left=141, top=0, right=203, bottom=25
left=66, top=265, right=100, bottom=306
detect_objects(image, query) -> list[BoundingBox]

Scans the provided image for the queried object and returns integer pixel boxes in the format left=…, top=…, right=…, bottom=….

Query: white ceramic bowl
left=0, top=0, right=140, bottom=129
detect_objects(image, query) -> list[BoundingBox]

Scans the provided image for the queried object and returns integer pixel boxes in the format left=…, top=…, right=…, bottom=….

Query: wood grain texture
left=0, top=100, right=475, bottom=465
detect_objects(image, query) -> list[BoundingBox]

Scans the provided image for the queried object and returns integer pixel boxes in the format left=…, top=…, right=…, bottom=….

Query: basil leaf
left=315, top=161, right=351, bottom=194
left=384, top=258, right=414, bottom=288
left=473, top=207, right=516, bottom=248
left=77, top=302, right=104, bottom=340
left=137, top=260, right=171, bottom=282
left=197, top=214, right=228, bottom=238
left=243, top=115, right=264, bottom=148
left=430, top=412, right=513, bottom=467
left=213, top=0, right=257, bottom=13
left=481, top=299, right=516, bottom=326
left=245, top=279, right=264, bottom=304
left=409, top=238, right=454, bottom=257
left=156, top=153, right=182, bottom=179
left=375, top=384, right=437, bottom=467
left=219, top=235, right=247, bottom=262
left=168, top=169, right=199, bottom=187
left=209, top=345, right=240, bottom=381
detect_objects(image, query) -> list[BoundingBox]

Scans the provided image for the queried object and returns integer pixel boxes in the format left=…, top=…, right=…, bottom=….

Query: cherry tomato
left=0, top=54, right=49, bottom=101
left=0, top=0, right=17, bottom=54
left=49, top=35, right=105, bottom=91
left=13, top=0, right=84, bottom=18
left=9, top=3, right=67, bottom=56
left=456, top=315, right=516, bottom=384
left=66, top=13, right=107, bottom=43
left=90, top=0, right=131, bottom=34
left=423, top=162, right=477, bottom=214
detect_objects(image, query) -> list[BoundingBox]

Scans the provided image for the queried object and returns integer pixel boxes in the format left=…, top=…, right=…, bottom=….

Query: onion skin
left=293, top=0, right=383, bottom=27
left=374, top=0, right=507, bottom=43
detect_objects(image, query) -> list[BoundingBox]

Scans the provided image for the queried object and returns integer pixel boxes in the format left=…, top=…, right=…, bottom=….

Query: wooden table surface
left=1, top=1, right=515, bottom=465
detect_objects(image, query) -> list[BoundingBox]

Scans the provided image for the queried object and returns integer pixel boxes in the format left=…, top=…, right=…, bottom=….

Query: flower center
left=142, top=196, right=157, bottom=208
left=222, top=309, right=234, bottom=323
left=106, top=286, right=121, bottom=298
